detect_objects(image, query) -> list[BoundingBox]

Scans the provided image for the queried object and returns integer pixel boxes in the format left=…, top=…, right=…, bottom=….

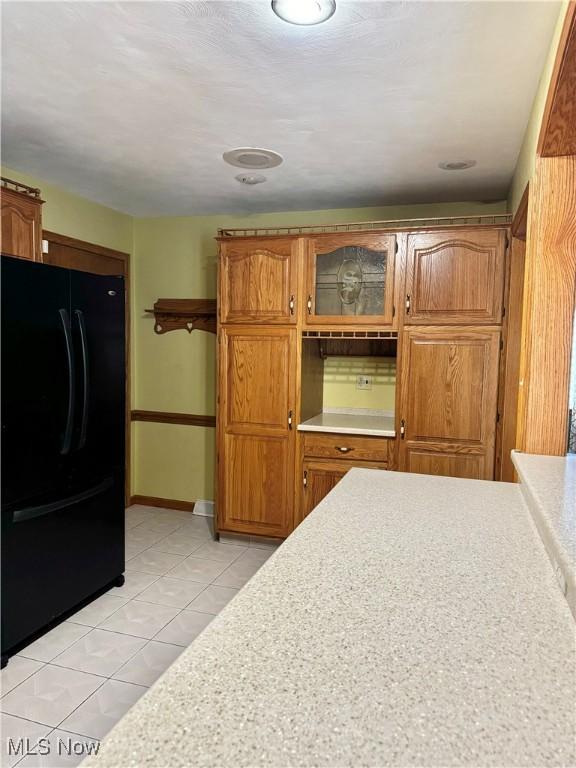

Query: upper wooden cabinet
left=1, top=184, right=44, bottom=262
left=304, top=233, right=396, bottom=326
left=218, top=237, right=299, bottom=324
left=405, top=229, right=506, bottom=324
left=399, top=326, right=501, bottom=480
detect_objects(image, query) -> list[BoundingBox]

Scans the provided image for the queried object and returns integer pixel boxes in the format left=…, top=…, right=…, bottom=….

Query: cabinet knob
left=289, top=295, right=295, bottom=315
left=335, top=446, right=353, bottom=453
left=400, top=419, right=406, bottom=439
left=307, top=295, right=313, bottom=314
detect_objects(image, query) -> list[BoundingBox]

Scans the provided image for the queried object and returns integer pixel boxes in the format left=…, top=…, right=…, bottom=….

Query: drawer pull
left=335, top=446, right=353, bottom=453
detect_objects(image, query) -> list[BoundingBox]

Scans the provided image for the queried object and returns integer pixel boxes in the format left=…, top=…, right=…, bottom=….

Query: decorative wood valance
left=145, top=299, right=217, bottom=335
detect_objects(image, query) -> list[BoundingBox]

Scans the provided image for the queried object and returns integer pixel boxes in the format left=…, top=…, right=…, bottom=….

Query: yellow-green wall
left=508, top=1, right=569, bottom=213
left=323, top=357, right=396, bottom=412
left=133, top=201, right=506, bottom=502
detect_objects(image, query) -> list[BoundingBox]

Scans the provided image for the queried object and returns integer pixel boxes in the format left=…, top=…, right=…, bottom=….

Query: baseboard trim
left=130, top=495, right=196, bottom=512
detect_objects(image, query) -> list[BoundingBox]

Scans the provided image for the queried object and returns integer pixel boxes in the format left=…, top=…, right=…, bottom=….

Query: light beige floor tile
left=186, top=585, right=239, bottom=615
left=213, top=559, right=263, bottom=589
left=17, top=624, right=91, bottom=663
left=0, top=657, right=44, bottom=697
left=249, top=536, right=282, bottom=550
left=16, top=729, right=99, bottom=767
left=0, top=714, right=51, bottom=768
left=167, top=556, right=228, bottom=584
left=192, top=542, right=246, bottom=564
left=125, top=527, right=166, bottom=550
left=126, top=550, right=185, bottom=576
left=66, top=594, right=128, bottom=628
left=150, top=532, right=205, bottom=557
left=235, top=548, right=273, bottom=566
left=177, top=517, right=213, bottom=540
left=112, top=641, right=183, bottom=687
left=108, top=571, right=159, bottom=599
left=0, top=665, right=103, bottom=727
left=98, top=602, right=180, bottom=640
left=219, top=533, right=249, bottom=546
left=133, top=518, right=182, bottom=536
left=153, top=611, right=213, bottom=647
left=52, top=630, right=146, bottom=678
left=124, top=546, right=142, bottom=561
left=59, top=679, right=145, bottom=740
left=134, top=578, right=206, bottom=609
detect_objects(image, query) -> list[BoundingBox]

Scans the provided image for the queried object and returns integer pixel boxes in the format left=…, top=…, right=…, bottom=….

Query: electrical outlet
left=356, top=375, right=372, bottom=390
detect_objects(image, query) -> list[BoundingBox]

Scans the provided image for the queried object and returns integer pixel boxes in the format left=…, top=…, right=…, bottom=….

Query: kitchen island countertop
left=87, top=469, right=576, bottom=768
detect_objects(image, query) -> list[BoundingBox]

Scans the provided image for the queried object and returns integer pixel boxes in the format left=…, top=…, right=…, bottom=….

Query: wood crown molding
left=511, top=184, right=529, bottom=241
left=131, top=410, right=216, bottom=428
left=538, top=1, right=576, bottom=157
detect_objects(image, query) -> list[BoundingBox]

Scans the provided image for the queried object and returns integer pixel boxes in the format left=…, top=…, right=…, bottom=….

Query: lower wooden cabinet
left=217, top=326, right=297, bottom=538
left=300, top=459, right=388, bottom=522
left=399, top=326, right=501, bottom=480
left=1, top=185, right=44, bottom=262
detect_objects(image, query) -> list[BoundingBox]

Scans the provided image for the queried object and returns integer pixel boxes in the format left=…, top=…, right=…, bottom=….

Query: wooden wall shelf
left=146, top=299, right=216, bottom=335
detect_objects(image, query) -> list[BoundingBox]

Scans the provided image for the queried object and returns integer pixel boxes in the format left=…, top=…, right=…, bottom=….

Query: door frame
left=42, top=230, right=131, bottom=505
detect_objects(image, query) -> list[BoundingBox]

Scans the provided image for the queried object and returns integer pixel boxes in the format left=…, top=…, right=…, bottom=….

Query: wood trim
left=511, top=184, right=529, bottom=240
left=538, top=2, right=576, bottom=157
left=131, top=410, right=216, bottom=427
left=129, top=495, right=196, bottom=513
left=43, top=230, right=129, bottom=262
left=517, top=155, right=576, bottom=454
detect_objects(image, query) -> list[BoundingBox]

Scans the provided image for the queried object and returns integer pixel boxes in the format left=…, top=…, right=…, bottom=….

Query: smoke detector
left=223, top=148, right=283, bottom=170
left=439, top=160, right=477, bottom=171
left=235, top=174, right=267, bottom=185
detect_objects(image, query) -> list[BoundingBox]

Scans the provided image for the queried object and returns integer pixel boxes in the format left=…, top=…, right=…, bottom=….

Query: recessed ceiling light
left=438, top=160, right=477, bottom=171
left=271, top=0, right=336, bottom=26
left=223, top=147, right=283, bottom=170
left=235, top=174, right=267, bottom=185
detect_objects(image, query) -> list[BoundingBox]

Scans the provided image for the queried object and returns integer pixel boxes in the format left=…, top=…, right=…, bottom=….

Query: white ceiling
left=2, top=1, right=560, bottom=216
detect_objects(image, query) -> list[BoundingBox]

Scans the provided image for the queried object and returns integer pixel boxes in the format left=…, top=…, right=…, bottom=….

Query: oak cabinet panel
left=405, top=229, right=506, bottom=324
left=399, top=327, right=500, bottom=480
left=301, top=459, right=386, bottom=520
left=219, top=238, right=299, bottom=324
left=218, top=327, right=296, bottom=537
left=1, top=188, right=43, bottom=262
left=302, top=432, right=390, bottom=463
left=305, top=233, right=396, bottom=326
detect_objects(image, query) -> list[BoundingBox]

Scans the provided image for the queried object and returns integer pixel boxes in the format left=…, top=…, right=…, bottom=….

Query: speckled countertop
left=512, top=450, right=576, bottom=618
left=298, top=408, right=396, bottom=437
left=87, top=470, right=576, bottom=768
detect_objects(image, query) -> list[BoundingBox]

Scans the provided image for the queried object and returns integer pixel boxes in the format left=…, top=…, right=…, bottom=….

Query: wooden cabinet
left=1, top=185, right=44, bottom=262
left=218, top=327, right=296, bottom=537
left=305, top=233, right=396, bottom=326
left=301, top=458, right=387, bottom=521
left=218, top=237, right=300, bottom=324
left=398, top=327, right=501, bottom=480
left=302, top=432, right=390, bottom=463
left=405, top=229, right=506, bottom=324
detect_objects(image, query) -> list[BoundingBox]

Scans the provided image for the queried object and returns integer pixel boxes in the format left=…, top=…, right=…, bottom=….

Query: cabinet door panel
left=224, top=435, right=292, bottom=533
left=405, top=229, right=505, bottom=324
left=219, top=238, right=298, bottom=324
left=1, top=189, right=43, bottom=262
left=399, top=327, right=500, bottom=480
left=300, top=459, right=387, bottom=522
left=305, top=233, right=396, bottom=326
left=218, top=327, right=296, bottom=537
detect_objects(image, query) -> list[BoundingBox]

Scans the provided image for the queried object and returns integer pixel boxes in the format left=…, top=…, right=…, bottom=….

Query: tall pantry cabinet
left=217, top=221, right=510, bottom=539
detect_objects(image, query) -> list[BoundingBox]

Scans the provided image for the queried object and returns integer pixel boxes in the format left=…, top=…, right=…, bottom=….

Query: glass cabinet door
left=305, top=233, right=396, bottom=325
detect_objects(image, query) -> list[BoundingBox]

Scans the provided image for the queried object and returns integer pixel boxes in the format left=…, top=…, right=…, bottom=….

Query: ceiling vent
left=223, top=148, right=283, bottom=170
left=438, top=160, right=477, bottom=171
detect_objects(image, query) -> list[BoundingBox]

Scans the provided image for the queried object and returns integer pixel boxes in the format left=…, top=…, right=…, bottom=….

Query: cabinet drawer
left=303, top=433, right=390, bottom=463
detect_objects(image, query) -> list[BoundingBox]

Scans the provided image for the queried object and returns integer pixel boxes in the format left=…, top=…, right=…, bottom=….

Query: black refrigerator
left=1, top=256, right=125, bottom=665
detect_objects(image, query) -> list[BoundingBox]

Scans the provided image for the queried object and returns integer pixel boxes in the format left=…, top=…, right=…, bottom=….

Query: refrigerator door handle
left=12, top=477, right=114, bottom=524
left=74, top=309, right=89, bottom=450
left=58, top=308, right=75, bottom=455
